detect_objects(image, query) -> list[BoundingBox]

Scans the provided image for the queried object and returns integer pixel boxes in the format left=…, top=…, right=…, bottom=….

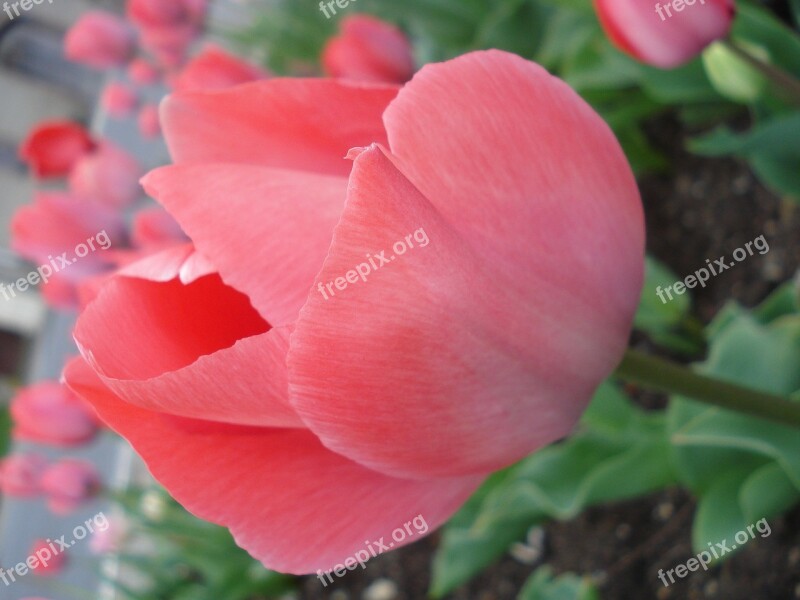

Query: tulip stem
left=720, top=38, right=800, bottom=105
left=615, top=348, right=800, bottom=428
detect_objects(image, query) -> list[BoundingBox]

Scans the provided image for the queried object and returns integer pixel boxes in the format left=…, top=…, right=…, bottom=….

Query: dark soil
left=293, top=108, right=800, bottom=600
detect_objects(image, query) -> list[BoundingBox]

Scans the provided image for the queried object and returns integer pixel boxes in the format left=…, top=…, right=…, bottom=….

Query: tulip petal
left=142, top=164, right=347, bottom=325
left=160, top=79, right=398, bottom=175
left=64, top=357, right=483, bottom=574
left=288, top=140, right=642, bottom=479
left=74, top=264, right=302, bottom=427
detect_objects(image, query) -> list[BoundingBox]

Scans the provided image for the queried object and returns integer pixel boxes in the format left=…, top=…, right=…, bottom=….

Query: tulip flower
left=29, top=539, right=67, bottom=575
left=172, top=45, right=268, bottom=92
left=100, top=83, right=139, bottom=118
left=11, top=381, right=100, bottom=447
left=65, top=50, right=644, bottom=574
left=69, top=142, right=144, bottom=208
left=0, top=453, right=46, bottom=497
left=128, top=58, right=161, bottom=85
left=19, top=121, right=95, bottom=179
left=323, top=15, right=415, bottom=84
left=138, top=104, right=162, bottom=139
left=64, top=11, right=137, bottom=69
left=593, top=0, right=736, bottom=68
left=40, top=459, right=101, bottom=514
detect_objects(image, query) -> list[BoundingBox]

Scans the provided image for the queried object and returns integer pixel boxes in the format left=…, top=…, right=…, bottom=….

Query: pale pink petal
left=101, top=83, right=139, bottom=118
left=65, top=357, right=483, bottom=574
left=69, top=142, right=144, bottom=208
left=142, top=164, right=347, bottom=325
left=160, top=78, right=398, bottom=175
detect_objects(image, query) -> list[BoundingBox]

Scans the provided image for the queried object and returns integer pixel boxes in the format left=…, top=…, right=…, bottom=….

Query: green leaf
left=689, top=113, right=800, bottom=199
left=518, top=567, right=600, bottom=600
left=732, top=1, right=800, bottom=78
left=431, top=383, right=676, bottom=596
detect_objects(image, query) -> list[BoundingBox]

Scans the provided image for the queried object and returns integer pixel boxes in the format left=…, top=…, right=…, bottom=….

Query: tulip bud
left=322, top=15, right=415, bottom=84
left=40, top=459, right=101, bottom=515
left=64, top=11, right=137, bottom=69
left=11, top=382, right=99, bottom=447
left=594, top=0, right=736, bottom=68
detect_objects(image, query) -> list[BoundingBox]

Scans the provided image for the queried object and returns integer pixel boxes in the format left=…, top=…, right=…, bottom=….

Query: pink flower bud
left=40, top=459, right=101, bottom=515
left=11, top=382, right=100, bottom=447
left=64, top=11, right=137, bottom=69
left=594, top=0, right=736, bottom=68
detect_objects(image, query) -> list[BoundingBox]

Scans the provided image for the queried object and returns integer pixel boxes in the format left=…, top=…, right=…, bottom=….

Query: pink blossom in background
left=64, top=11, right=137, bottom=69
left=172, top=44, right=268, bottom=92
left=10, top=381, right=100, bottom=447
left=100, top=83, right=139, bottom=118
left=0, top=453, right=46, bottom=497
left=69, top=142, right=144, bottom=208
left=30, top=539, right=67, bottom=576
left=323, top=15, right=415, bottom=84
left=11, top=192, right=126, bottom=275
left=593, top=0, right=736, bottom=68
left=40, top=459, right=101, bottom=515
left=19, top=121, right=95, bottom=179
left=128, top=58, right=161, bottom=85
left=138, top=104, right=162, bottom=138
left=65, top=51, right=644, bottom=574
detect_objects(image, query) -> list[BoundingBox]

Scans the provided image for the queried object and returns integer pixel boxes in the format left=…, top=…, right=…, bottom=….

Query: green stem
left=615, top=348, right=800, bottom=428
left=720, top=38, right=800, bottom=106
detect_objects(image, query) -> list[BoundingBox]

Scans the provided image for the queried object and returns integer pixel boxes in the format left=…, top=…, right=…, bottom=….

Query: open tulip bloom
left=64, top=48, right=800, bottom=576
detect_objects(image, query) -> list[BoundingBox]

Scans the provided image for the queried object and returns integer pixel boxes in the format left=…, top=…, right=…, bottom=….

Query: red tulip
left=64, top=11, right=137, bottom=69
left=69, top=142, right=144, bottom=208
left=173, top=45, right=267, bottom=92
left=65, top=51, right=644, bottom=574
left=40, top=459, right=101, bottom=514
left=0, top=453, right=46, bottom=497
left=594, top=0, right=736, bottom=68
left=10, top=381, right=100, bottom=447
left=323, top=15, right=414, bottom=84
left=100, top=83, right=139, bottom=118
left=19, top=121, right=95, bottom=179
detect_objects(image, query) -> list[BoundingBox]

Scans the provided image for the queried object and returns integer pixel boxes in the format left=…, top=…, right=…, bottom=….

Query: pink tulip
left=0, top=453, right=46, bottom=497
left=594, top=0, right=736, bottom=68
left=11, top=192, right=126, bottom=275
left=64, top=11, right=137, bottom=69
left=323, top=15, right=415, bottom=84
left=138, top=104, right=162, bottom=139
left=19, top=121, right=95, bottom=179
left=128, top=58, right=161, bottom=85
left=29, top=539, right=67, bottom=575
left=101, top=83, right=139, bottom=118
left=127, top=0, right=206, bottom=29
left=40, top=459, right=101, bottom=514
left=69, top=142, right=144, bottom=208
left=10, top=381, right=100, bottom=447
left=65, top=51, right=644, bottom=574
left=172, top=45, right=267, bottom=92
